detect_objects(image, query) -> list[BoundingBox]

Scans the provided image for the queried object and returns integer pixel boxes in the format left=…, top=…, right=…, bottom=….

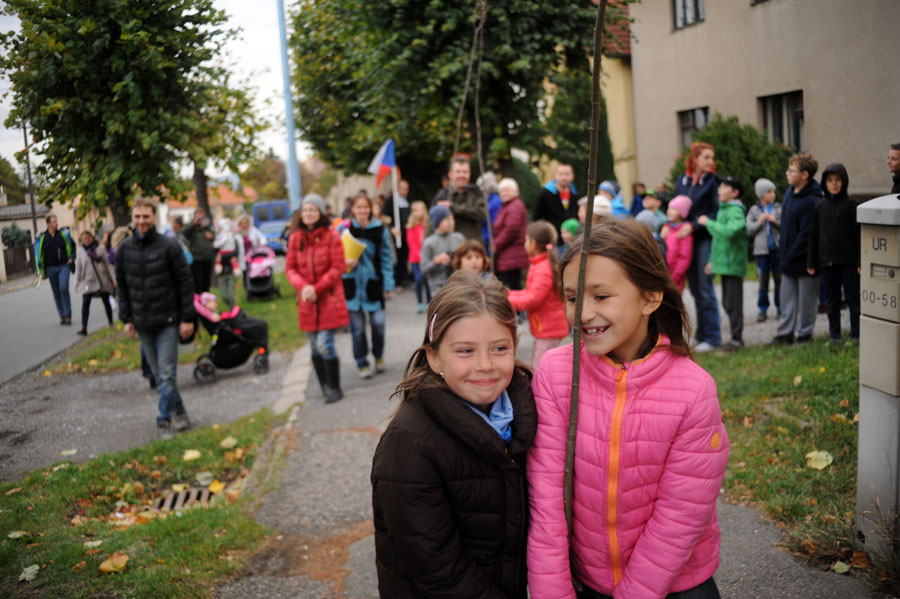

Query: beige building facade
left=630, top=0, right=899, bottom=197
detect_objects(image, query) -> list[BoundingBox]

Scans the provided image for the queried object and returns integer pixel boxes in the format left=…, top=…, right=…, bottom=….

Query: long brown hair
left=526, top=220, right=562, bottom=299
left=392, top=269, right=526, bottom=401
left=684, top=141, right=715, bottom=176
left=559, top=219, right=692, bottom=359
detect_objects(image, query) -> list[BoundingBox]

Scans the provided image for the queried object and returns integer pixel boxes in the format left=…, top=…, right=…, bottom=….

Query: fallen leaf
left=182, top=449, right=201, bottom=462
left=851, top=551, right=871, bottom=569
left=71, top=515, right=89, bottom=526
left=172, top=483, right=188, bottom=493
left=212, top=423, right=220, bottom=429
left=133, top=482, right=145, bottom=496
left=853, top=413, right=860, bottom=423
left=7, top=530, right=29, bottom=539
left=84, top=540, right=103, bottom=548
left=818, top=366, right=826, bottom=373
left=76, top=498, right=93, bottom=508
left=72, top=560, right=87, bottom=571
left=150, top=470, right=162, bottom=479
left=219, top=436, right=238, bottom=449
left=196, top=471, right=214, bottom=486
left=806, top=450, right=834, bottom=470
left=99, top=551, right=129, bottom=574
left=831, top=414, right=850, bottom=425
left=5, top=487, right=22, bottom=496
left=743, top=415, right=754, bottom=428
left=42, top=370, right=52, bottom=377
left=793, top=375, right=803, bottom=386
left=19, top=564, right=39, bottom=582
left=209, top=480, right=225, bottom=494
left=833, top=560, right=851, bottom=574
left=112, top=350, right=123, bottom=359
left=85, top=548, right=102, bottom=556
left=154, top=455, right=168, bottom=466
left=60, top=449, right=78, bottom=457
left=88, top=359, right=99, bottom=367
left=52, top=463, right=69, bottom=472
left=839, top=399, right=850, bottom=409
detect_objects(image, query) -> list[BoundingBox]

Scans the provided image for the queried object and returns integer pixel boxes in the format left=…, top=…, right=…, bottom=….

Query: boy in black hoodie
left=807, top=164, right=860, bottom=345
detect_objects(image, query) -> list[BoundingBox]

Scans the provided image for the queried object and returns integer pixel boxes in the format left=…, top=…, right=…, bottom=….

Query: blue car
left=252, top=200, right=291, bottom=254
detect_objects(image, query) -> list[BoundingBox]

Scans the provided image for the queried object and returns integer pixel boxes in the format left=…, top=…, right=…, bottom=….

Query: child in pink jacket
left=662, top=194, right=694, bottom=292
left=527, top=219, right=728, bottom=599
left=508, top=221, right=569, bottom=367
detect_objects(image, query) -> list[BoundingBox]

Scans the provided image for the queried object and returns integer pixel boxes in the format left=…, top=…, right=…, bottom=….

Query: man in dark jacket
left=807, top=163, right=860, bottom=344
left=35, top=214, right=75, bottom=325
left=181, top=209, right=215, bottom=293
left=432, top=156, right=487, bottom=242
left=888, top=142, right=900, bottom=194
left=116, top=199, right=196, bottom=439
left=532, top=164, right=578, bottom=241
left=772, top=153, right=822, bottom=345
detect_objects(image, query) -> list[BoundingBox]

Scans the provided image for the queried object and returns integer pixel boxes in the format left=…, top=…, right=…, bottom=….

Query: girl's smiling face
left=426, top=312, right=515, bottom=409
left=460, top=251, right=485, bottom=272
left=351, top=198, right=372, bottom=224
left=563, top=255, right=661, bottom=363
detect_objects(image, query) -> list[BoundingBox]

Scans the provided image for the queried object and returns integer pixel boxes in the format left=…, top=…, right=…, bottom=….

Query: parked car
left=252, top=200, right=291, bottom=254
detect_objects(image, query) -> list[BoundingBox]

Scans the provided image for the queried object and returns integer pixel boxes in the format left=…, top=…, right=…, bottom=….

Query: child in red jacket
left=405, top=201, right=430, bottom=313
left=508, top=221, right=569, bottom=367
left=662, top=194, right=694, bottom=292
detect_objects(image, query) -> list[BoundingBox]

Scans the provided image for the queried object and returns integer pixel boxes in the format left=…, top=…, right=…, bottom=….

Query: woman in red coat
left=286, top=194, right=350, bottom=403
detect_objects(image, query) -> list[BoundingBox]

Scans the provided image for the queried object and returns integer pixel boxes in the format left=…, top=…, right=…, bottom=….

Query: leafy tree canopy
left=241, top=152, right=288, bottom=201
left=668, top=114, right=794, bottom=207
left=0, top=155, right=26, bottom=205
left=290, top=0, right=625, bottom=196
left=0, top=0, right=243, bottom=225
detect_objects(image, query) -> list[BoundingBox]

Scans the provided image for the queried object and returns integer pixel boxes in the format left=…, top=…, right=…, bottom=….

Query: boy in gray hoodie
left=420, top=205, right=465, bottom=292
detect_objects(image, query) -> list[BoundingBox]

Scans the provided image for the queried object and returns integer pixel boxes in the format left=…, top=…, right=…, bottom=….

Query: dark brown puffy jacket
left=371, top=368, right=536, bottom=599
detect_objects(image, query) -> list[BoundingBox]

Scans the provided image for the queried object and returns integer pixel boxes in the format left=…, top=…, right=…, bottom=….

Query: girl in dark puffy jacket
left=286, top=194, right=349, bottom=403
left=371, top=270, right=536, bottom=599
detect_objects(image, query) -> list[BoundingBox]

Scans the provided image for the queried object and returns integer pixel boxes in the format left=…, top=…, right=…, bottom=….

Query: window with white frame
left=673, top=0, right=704, bottom=30
left=759, top=91, right=804, bottom=151
left=678, top=106, right=709, bottom=149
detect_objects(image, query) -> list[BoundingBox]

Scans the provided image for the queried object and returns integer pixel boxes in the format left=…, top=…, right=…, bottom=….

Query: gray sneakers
left=157, top=422, right=174, bottom=441
left=172, top=411, right=192, bottom=432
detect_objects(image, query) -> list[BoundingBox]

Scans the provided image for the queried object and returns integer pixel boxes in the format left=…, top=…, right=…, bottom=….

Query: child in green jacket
left=698, top=175, right=748, bottom=352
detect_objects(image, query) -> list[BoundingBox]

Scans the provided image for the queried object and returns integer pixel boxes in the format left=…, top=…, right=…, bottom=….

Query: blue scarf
left=464, top=390, right=514, bottom=442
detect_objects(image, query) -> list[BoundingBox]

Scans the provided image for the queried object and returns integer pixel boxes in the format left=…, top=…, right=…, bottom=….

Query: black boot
left=311, top=354, right=328, bottom=396
left=323, top=358, right=343, bottom=404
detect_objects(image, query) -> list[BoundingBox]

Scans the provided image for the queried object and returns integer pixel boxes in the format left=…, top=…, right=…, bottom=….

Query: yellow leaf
left=831, top=413, right=850, bottom=425
left=99, top=551, right=129, bottom=573
left=88, top=359, right=99, bottom=367
left=805, top=450, right=834, bottom=470
left=19, top=564, right=39, bottom=582
left=84, top=540, right=103, bottom=548
left=172, top=483, right=187, bottom=492
left=219, top=436, right=238, bottom=449
left=209, top=480, right=225, bottom=493
left=818, top=366, right=826, bottom=373
left=43, top=370, right=52, bottom=377
left=212, top=423, right=220, bottom=429
left=832, top=560, right=850, bottom=574
left=60, top=449, right=78, bottom=456
left=793, top=375, right=803, bottom=386
left=112, top=350, right=123, bottom=359
left=7, top=530, right=29, bottom=539
left=182, top=449, right=202, bottom=461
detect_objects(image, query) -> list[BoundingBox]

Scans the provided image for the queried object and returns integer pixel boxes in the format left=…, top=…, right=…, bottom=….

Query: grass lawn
left=694, top=337, right=892, bottom=586
left=51, top=272, right=303, bottom=375
left=0, top=409, right=282, bottom=598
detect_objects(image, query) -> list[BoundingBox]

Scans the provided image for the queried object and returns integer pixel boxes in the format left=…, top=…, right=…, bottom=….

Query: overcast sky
left=0, top=1, right=309, bottom=180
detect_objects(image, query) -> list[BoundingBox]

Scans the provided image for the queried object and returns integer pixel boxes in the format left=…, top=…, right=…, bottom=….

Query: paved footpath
left=214, top=283, right=875, bottom=599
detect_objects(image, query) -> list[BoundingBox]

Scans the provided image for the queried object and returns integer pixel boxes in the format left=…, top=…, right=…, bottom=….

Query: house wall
left=630, top=0, right=899, bottom=196
left=602, top=56, right=638, bottom=206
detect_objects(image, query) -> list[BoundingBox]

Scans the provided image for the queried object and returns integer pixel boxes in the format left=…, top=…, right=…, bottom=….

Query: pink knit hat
left=200, top=292, right=217, bottom=306
left=669, top=195, right=692, bottom=220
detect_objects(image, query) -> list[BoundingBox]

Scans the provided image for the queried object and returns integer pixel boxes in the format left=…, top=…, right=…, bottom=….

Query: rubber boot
left=311, top=354, right=328, bottom=396
left=323, top=358, right=344, bottom=404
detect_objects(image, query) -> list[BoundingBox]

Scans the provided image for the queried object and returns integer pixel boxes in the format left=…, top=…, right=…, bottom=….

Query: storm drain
left=151, top=487, right=213, bottom=512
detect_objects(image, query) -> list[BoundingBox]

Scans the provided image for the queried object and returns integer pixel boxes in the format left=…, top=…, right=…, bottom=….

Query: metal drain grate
left=151, top=487, right=212, bottom=512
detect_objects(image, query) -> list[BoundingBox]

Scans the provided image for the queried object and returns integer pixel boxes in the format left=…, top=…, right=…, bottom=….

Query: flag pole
left=390, top=166, right=401, bottom=249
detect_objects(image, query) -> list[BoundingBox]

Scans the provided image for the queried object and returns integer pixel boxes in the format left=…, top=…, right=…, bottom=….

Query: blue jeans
left=686, top=238, right=721, bottom=346
left=755, top=251, right=781, bottom=315
left=308, top=329, right=337, bottom=360
left=411, top=263, right=431, bottom=304
left=138, top=325, right=186, bottom=427
left=46, top=264, right=72, bottom=318
left=349, top=309, right=385, bottom=368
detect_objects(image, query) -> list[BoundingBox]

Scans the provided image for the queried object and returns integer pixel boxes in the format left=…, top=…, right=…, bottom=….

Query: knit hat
left=669, top=195, right=692, bottom=220
left=635, top=209, right=658, bottom=232
left=578, top=194, right=612, bottom=216
left=718, top=175, right=744, bottom=197
left=200, top=292, right=217, bottom=307
left=429, top=205, right=452, bottom=230
left=301, top=193, right=327, bottom=217
left=561, top=218, right=580, bottom=237
left=754, top=178, right=776, bottom=199
left=597, top=180, right=618, bottom=197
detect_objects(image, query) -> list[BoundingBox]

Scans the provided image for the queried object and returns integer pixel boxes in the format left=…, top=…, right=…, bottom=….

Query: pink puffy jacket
left=527, top=339, right=728, bottom=599
left=664, top=222, right=693, bottom=292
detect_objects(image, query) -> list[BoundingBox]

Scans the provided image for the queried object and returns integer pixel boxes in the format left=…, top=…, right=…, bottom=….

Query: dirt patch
left=248, top=520, right=375, bottom=597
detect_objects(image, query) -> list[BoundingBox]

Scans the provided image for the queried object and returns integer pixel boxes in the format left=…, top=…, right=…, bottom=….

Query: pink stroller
left=244, top=246, right=281, bottom=300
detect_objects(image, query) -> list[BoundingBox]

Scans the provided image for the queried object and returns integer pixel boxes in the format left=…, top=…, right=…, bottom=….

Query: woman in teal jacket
left=341, top=193, right=395, bottom=378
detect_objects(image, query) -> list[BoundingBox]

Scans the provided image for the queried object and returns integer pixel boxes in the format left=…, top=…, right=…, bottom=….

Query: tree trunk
left=109, top=194, right=132, bottom=227
left=193, top=162, right=211, bottom=219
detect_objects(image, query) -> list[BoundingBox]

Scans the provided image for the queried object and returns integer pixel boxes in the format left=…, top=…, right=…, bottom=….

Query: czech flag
left=368, top=139, right=395, bottom=188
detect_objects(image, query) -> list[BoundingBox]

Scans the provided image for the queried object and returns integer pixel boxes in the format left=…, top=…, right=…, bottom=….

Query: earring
left=439, top=371, right=444, bottom=379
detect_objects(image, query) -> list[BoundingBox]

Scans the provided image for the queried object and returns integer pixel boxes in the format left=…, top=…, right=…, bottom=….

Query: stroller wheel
left=194, top=356, right=217, bottom=385
left=253, top=352, right=269, bottom=375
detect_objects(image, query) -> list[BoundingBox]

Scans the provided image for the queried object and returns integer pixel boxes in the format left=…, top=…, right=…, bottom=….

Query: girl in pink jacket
left=661, top=194, right=694, bottom=293
left=508, top=221, right=569, bottom=367
left=527, top=219, right=728, bottom=599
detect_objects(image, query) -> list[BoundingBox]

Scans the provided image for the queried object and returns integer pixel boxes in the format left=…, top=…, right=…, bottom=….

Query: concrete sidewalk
left=216, top=283, right=874, bottom=599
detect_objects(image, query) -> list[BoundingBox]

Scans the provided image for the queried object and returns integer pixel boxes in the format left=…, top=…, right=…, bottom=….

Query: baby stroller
left=192, top=294, right=270, bottom=384
left=245, top=245, right=280, bottom=300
